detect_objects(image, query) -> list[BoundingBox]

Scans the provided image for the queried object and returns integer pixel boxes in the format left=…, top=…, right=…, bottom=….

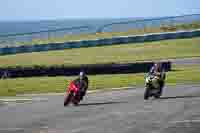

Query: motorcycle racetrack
left=0, top=84, right=200, bottom=133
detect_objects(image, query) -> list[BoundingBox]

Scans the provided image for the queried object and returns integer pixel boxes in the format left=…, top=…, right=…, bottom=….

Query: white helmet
left=79, top=71, right=86, bottom=79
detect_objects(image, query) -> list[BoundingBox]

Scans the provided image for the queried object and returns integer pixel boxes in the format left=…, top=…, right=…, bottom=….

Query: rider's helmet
left=79, top=71, right=86, bottom=80
left=154, top=62, right=162, bottom=72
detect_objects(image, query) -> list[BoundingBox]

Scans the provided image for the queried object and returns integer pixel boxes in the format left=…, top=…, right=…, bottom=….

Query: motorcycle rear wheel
left=154, top=94, right=160, bottom=99
left=72, top=93, right=81, bottom=106
left=154, top=90, right=162, bottom=99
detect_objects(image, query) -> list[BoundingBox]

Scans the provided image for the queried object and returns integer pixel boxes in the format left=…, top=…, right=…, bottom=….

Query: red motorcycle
left=64, top=81, right=83, bottom=106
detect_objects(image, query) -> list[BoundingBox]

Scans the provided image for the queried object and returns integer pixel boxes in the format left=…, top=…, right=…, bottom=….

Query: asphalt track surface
left=0, top=84, right=200, bottom=133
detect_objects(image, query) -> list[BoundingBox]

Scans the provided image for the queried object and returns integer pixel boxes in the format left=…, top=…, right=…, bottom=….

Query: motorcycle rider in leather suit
left=149, top=62, right=166, bottom=94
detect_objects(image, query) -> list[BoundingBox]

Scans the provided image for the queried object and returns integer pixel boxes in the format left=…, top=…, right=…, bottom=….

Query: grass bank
left=16, top=21, right=200, bottom=46
left=0, top=37, right=200, bottom=68
left=0, top=65, right=199, bottom=96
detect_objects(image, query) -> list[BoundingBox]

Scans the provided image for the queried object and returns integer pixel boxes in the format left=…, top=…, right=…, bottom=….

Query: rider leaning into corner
left=73, top=71, right=89, bottom=98
left=149, top=62, right=166, bottom=94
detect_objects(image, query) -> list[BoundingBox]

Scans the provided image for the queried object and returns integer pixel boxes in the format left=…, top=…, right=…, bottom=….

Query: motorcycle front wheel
left=144, top=87, right=150, bottom=100
left=64, top=92, right=73, bottom=106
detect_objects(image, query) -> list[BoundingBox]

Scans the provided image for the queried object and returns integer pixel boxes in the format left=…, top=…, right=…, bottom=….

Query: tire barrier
left=0, top=29, right=200, bottom=56
left=0, top=61, right=171, bottom=78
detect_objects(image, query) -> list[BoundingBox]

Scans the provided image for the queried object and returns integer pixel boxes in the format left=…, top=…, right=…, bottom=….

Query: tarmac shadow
left=79, top=101, right=128, bottom=106
left=159, top=95, right=200, bottom=100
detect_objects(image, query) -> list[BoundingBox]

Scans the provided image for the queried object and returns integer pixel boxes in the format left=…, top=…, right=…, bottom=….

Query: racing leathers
left=149, top=64, right=166, bottom=94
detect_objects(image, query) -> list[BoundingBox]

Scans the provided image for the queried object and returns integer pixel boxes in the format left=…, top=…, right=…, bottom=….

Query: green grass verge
left=0, top=65, right=199, bottom=96
left=14, top=21, right=200, bottom=46
left=0, top=37, right=200, bottom=68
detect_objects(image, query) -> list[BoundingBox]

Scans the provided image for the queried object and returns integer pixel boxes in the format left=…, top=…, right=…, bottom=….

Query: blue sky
left=0, top=0, right=200, bottom=21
